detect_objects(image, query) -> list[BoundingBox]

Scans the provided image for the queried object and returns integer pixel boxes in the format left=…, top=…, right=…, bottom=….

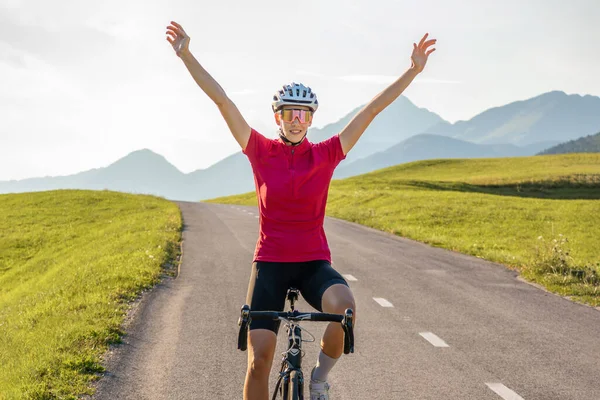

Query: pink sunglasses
left=278, top=109, right=313, bottom=124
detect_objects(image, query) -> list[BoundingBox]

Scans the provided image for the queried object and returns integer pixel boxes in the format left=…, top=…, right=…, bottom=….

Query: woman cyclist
left=166, top=20, right=436, bottom=400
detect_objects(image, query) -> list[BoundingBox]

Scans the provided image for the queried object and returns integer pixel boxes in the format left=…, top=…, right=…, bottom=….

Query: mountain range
left=2, top=90, right=599, bottom=201
left=334, top=134, right=555, bottom=179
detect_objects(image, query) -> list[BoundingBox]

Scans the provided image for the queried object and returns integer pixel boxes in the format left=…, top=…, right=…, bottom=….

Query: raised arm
left=166, top=21, right=251, bottom=150
left=338, top=33, right=437, bottom=155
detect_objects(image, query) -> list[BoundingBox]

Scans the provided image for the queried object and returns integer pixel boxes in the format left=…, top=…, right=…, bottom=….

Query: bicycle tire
left=287, top=370, right=302, bottom=400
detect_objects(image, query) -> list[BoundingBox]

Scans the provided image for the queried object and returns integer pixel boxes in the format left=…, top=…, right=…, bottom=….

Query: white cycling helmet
left=271, top=82, right=319, bottom=113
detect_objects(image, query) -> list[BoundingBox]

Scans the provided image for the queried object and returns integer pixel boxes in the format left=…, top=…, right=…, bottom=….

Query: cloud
left=338, top=75, right=398, bottom=84
left=0, top=44, right=85, bottom=101
left=294, top=70, right=463, bottom=87
left=0, top=11, right=116, bottom=67
left=0, top=41, right=27, bottom=68
left=84, top=17, right=143, bottom=39
left=415, top=78, right=462, bottom=84
left=338, top=74, right=462, bottom=85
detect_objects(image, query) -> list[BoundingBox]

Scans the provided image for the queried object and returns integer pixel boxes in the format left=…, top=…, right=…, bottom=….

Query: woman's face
left=275, top=105, right=313, bottom=145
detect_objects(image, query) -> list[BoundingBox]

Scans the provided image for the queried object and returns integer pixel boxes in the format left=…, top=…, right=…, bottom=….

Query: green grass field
left=205, top=153, right=600, bottom=307
left=0, top=190, right=182, bottom=399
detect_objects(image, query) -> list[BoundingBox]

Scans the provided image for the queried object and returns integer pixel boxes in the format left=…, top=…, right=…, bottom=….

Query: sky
left=1, top=0, right=599, bottom=181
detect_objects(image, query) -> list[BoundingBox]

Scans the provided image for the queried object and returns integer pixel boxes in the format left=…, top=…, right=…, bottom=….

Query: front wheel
left=287, top=370, right=303, bottom=400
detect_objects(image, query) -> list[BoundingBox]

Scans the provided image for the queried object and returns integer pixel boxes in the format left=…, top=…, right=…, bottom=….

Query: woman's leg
left=244, top=329, right=277, bottom=400
left=243, top=261, right=290, bottom=400
left=320, top=283, right=356, bottom=359
left=297, top=261, right=356, bottom=381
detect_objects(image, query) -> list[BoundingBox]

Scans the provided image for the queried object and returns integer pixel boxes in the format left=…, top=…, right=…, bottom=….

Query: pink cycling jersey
left=242, top=128, right=346, bottom=263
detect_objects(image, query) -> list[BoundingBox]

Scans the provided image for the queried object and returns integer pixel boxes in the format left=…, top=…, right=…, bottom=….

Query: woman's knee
left=247, top=329, right=277, bottom=378
left=322, top=284, right=357, bottom=317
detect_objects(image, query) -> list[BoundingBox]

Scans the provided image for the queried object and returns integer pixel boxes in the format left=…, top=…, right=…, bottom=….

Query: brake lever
left=342, top=308, right=354, bottom=354
left=237, top=305, right=250, bottom=351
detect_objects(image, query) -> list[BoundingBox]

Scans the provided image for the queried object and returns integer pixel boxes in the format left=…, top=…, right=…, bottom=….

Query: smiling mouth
left=290, top=130, right=302, bottom=134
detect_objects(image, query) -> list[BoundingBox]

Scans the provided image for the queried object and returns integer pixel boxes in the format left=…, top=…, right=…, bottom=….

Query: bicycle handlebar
left=237, top=305, right=355, bottom=355
left=249, top=310, right=344, bottom=322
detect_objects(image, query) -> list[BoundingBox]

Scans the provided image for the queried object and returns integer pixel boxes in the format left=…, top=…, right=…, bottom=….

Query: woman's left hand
left=411, top=33, right=437, bottom=73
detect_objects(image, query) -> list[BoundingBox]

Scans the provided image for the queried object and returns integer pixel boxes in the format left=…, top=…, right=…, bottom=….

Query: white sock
left=311, top=350, right=339, bottom=382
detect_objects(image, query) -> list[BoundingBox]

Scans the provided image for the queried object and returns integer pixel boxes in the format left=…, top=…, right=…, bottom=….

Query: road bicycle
left=238, top=288, right=355, bottom=400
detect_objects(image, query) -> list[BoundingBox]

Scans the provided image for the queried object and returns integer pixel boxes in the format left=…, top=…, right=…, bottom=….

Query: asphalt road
left=91, top=201, right=600, bottom=400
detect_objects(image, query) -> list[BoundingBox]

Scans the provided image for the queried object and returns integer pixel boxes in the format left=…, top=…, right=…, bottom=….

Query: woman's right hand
left=166, top=21, right=190, bottom=57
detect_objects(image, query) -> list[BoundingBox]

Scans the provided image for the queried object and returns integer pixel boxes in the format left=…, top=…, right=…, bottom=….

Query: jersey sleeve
left=242, top=128, right=271, bottom=164
left=319, top=134, right=347, bottom=168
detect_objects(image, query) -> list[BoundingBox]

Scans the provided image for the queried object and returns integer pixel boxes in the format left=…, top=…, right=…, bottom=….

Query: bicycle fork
left=276, top=324, right=305, bottom=399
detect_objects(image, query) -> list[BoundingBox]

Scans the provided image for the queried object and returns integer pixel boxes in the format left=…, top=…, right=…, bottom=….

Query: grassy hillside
left=0, top=190, right=182, bottom=399
left=205, top=153, right=600, bottom=306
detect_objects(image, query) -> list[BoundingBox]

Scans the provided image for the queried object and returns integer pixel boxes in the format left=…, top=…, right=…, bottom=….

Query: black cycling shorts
left=245, top=259, right=349, bottom=334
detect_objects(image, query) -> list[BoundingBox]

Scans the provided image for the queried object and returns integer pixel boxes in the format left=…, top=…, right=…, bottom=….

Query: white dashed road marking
left=419, top=332, right=449, bottom=347
left=373, top=298, right=394, bottom=307
left=343, top=274, right=357, bottom=281
left=485, top=383, right=524, bottom=400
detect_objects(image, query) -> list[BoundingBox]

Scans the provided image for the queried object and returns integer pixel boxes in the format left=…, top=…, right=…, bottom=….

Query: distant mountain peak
left=533, top=90, right=600, bottom=102
left=132, top=148, right=155, bottom=154
left=425, top=90, right=600, bottom=146
left=124, top=148, right=163, bottom=158
left=111, top=148, right=170, bottom=165
left=102, top=148, right=184, bottom=179
left=540, top=90, right=567, bottom=97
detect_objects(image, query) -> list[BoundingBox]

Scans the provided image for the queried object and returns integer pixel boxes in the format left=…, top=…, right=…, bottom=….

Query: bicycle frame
left=274, top=289, right=305, bottom=399
left=275, top=319, right=305, bottom=399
